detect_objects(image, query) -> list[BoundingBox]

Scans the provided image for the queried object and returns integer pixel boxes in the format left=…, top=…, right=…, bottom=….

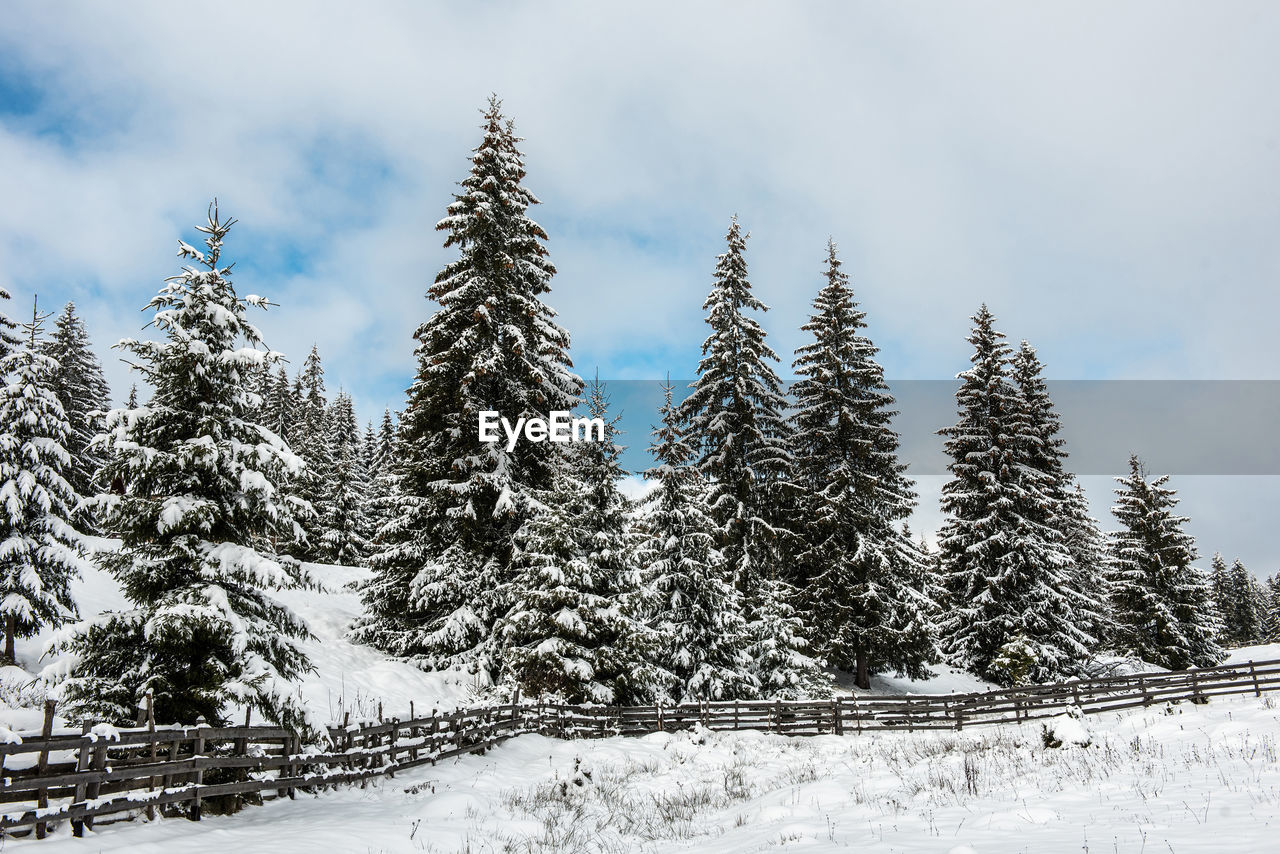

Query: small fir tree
left=635, top=380, right=755, bottom=702
left=1107, top=455, right=1223, bottom=670
left=320, top=391, right=370, bottom=566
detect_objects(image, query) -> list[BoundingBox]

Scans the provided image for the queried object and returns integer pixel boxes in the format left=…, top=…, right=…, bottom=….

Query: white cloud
left=1, top=0, right=1277, bottom=569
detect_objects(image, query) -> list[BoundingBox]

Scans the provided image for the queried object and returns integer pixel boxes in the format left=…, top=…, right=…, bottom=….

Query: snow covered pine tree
left=677, top=217, right=824, bottom=698
left=937, top=306, right=1094, bottom=685
left=636, top=379, right=755, bottom=702
left=53, top=203, right=316, bottom=731
left=1108, top=454, right=1223, bottom=670
left=0, top=298, right=84, bottom=664
left=41, top=301, right=110, bottom=532
left=496, top=381, right=645, bottom=703
left=354, top=97, right=581, bottom=684
left=790, top=239, right=935, bottom=690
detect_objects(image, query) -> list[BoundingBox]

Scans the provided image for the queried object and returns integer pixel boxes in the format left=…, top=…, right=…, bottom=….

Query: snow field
left=9, top=690, right=1279, bottom=853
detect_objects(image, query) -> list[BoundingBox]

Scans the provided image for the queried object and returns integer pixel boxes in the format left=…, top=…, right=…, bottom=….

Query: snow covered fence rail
left=0, top=702, right=537, bottom=838
left=2, top=659, right=1278, bottom=839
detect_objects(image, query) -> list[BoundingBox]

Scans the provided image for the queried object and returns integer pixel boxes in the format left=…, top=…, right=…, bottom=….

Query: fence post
left=1250, top=661, right=1262, bottom=697
left=85, top=733, right=109, bottom=830
left=430, top=709, right=439, bottom=766
left=1139, top=676, right=1151, bottom=707
left=34, top=698, right=56, bottom=839
left=656, top=703, right=664, bottom=733
left=733, top=700, right=739, bottom=731
left=288, top=730, right=301, bottom=798
left=190, top=717, right=206, bottom=821
left=388, top=718, right=399, bottom=778
left=145, top=691, right=158, bottom=821
left=1191, top=671, right=1203, bottom=703
left=72, top=721, right=91, bottom=837
left=833, top=699, right=843, bottom=736
left=774, top=699, right=781, bottom=734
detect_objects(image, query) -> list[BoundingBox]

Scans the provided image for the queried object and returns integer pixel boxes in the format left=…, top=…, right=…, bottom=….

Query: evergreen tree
left=126, top=384, right=139, bottom=408
left=354, top=97, right=581, bottom=679
left=635, top=380, right=754, bottom=702
left=260, top=366, right=294, bottom=445
left=41, top=302, right=111, bottom=522
left=290, top=346, right=333, bottom=561
left=1059, top=481, right=1114, bottom=647
left=1008, top=342, right=1109, bottom=653
left=937, top=306, right=1093, bottom=684
left=1226, top=559, right=1266, bottom=646
left=361, top=408, right=398, bottom=553
left=1209, top=553, right=1233, bottom=642
left=1107, top=454, right=1223, bottom=670
left=496, top=383, right=646, bottom=703
left=55, top=204, right=314, bottom=729
left=1262, top=574, right=1280, bottom=643
left=321, top=392, right=370, bottom=566
left=789, top=239, right=934, bottom=689
left=676, top=217, right=792, bottom=593
left=675, top=217, right=819, bottom=696
left=0, top=284, right=21, bottom=365
left=0, top=299, right=84, bottom=663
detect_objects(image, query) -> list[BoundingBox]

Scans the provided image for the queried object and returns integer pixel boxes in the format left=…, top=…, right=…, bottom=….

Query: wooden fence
left=3, top=657, right=1278, bottom=839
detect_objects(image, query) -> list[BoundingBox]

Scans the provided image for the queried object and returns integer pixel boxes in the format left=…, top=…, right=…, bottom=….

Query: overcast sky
left=1, top=2, right=1276, bottom=572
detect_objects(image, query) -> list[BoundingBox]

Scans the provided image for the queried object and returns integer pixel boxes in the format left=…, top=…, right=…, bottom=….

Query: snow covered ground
left=3, top=547, right=1278, bottom=852
left=10, top=679, right=1280, bottom=852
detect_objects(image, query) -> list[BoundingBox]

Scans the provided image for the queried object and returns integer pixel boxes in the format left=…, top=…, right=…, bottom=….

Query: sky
left=0, top=1, right=1276, bottom=571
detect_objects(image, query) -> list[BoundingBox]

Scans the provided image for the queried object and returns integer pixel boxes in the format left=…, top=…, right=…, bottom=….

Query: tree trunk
left=4, top=615, right=15, bottom=664
left=855, top=648, right=870, bottom=690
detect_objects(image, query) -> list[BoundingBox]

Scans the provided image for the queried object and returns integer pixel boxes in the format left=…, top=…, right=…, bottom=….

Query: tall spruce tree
left=789, top=239, right=934, bottom=689
left=1107, top=455, right=1223, bottom=670
left=937, top=306, right=1093, bottom=684
left=676, top=218, right=819, bottom=696
left=1008, top=342, right=1109, bottom=652
left=635, top=380, right=754, bottom=702
left=54, top=204, right=315, bottom=729
left=677, top=217, right=792, bottom=592
left=354, top=97, right=581, bottom=680
left=42, top=302, right=111, bottom=525
left=0, top=299, right=84, bottom=663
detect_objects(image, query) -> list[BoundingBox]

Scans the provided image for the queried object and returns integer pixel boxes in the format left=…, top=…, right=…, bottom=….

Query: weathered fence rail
left=3, top=657, right=1277, bottom=838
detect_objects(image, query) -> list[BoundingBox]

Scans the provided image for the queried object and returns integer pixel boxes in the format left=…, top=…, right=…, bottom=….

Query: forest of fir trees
left=1, top=97, right=1279, bottom=732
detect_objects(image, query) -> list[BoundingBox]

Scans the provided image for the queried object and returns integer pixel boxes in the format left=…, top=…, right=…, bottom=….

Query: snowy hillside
left=3, top=551, right=1278, bottom=852
left=1, top=542, right=479, bottom=734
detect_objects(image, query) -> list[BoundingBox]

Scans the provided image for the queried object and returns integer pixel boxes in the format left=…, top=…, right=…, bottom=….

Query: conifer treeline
left=3, top=98, right=1278, bottom=731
